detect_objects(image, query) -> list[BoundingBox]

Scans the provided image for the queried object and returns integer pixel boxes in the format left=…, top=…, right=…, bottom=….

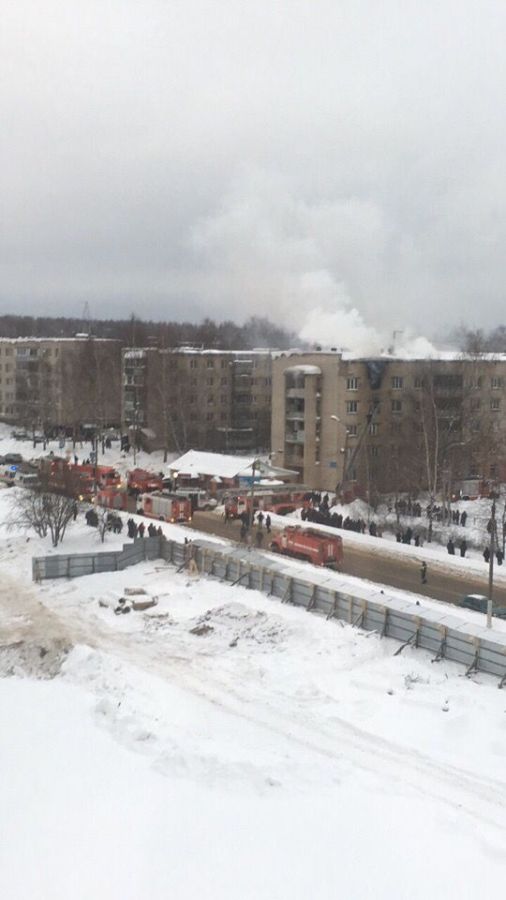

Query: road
left=189, top=511, right=506, bottom=608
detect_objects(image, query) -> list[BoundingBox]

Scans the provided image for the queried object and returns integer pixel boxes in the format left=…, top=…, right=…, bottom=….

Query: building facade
left=122, top=347, right=272, bottom=453
left=272, top=351, right=506, bottom=496
left=0, top=337, right=122, bottom=432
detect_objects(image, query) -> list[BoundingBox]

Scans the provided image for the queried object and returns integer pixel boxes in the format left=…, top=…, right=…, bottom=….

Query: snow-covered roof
left=169, top=450, right=257, bottom=480
left=0, top=336, right=118, bottom=344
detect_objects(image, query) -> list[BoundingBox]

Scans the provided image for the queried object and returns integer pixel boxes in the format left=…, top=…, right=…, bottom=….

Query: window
left=391, top=376, right=404, bottom=389
left=391, top=399, right=402, bottom=413
left=207, top=359, right=214, bottom=368
left=371, top=446, right=380, bottom=458
left=347, top=424, right=358, bottom=436
left=207, top=395, right=214, bottom=404
left=346, top=400, right=358, bottom=414
left=369, top=422, right=378, bottom=435
left=190, top=359, right=198, bottom=369
left=471, top=397, right=481, bottom=410
left=206, top=412, right=214, bottom=421
left=414, top=376, right=423, bottom=389
left=491, top=398, right=501, bottom=411
left=220, top=377, right=228, bottom=385
left=347, top=376, right=358, bottom=391
left=189, top=394, right=196, bottom=404
left=391, top=421, right=402, bottom=434
left=220, top=395, right=227, bottom=404
left=491, top=377, right=503, bottom=390
left=220, top=412, right=227, bottom=421
left=207, top=377, right=214, bottom=386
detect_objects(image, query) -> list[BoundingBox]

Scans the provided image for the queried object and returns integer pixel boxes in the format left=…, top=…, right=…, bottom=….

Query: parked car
left=458, top=594, right=506, bottom=618
left=11, top=430, right=29, bottom=440
left=0, top=453, right=23, bottom=464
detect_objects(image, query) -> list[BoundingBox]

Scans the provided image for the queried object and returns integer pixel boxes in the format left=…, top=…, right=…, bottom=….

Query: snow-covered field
left=2, top=429, right=506, bottom=897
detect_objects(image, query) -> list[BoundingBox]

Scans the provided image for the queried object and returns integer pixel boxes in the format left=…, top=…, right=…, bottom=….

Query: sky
left=2, top=0, right=506, bottom=350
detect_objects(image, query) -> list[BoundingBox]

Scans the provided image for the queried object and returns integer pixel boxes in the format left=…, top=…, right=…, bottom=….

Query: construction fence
left=32, top=535, right=506, bottom=685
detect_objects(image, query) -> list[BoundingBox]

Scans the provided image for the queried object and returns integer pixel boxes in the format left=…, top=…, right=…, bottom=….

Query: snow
left=2, top=427, right=506, bottom=896
left=169, top=449, right=257, bottom=480
left=0, top=422, right=177, bottom=481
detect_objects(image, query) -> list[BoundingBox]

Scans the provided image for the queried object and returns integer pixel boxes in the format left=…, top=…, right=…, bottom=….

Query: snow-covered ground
left=2, top=429, right=506, bottom=896
left=0, top=422, right=175, bottom=480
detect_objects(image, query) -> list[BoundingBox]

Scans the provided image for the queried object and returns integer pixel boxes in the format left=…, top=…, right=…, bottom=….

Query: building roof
left=169, top=450, right=257, bottom=480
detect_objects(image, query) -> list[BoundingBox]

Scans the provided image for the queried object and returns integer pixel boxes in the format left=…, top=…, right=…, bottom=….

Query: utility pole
left=487, top=494, right=497, bottom=629
left=248, top=458, right=258, bottom=529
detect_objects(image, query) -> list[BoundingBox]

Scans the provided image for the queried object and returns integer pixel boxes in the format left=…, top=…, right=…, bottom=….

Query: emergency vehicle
left=139, top=491, right=192, bottom=523
left=224, top=485, right=311, bottom=519
left=127, top=468, right=163, bottom=495
left=269, top=526, right=343, bottom=569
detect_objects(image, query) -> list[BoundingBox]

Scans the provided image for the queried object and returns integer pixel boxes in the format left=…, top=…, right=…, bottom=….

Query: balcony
left=286, top=412, right=305, bottom=421
left=285, top=431, right=305, bottom=444
left=286, top=388, right=305, bottom=399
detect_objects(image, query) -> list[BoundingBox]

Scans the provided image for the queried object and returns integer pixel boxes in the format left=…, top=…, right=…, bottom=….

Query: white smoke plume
left=191, top=168, right=436, bottom=356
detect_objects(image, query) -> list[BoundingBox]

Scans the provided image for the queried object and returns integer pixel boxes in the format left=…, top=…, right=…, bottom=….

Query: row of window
left=187, top=358, right=267, bottom=370
left=346, top=397, right=502, bottom=414
left=346, top=375, right=505, bottom=391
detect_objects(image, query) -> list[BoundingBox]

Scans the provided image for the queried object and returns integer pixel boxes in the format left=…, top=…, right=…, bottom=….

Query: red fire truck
left=139, top=491, right=192, bottom=523
left=224, top=485, right=311, bottom=519
left=127, top=468, right=163, bottom=495
left=41, top=459, right=122, bottom=500
left=269, top=526, right=343, bottom=569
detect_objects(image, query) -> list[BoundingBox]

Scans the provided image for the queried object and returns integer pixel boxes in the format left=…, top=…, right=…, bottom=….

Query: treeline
left=458, top=326, right=506, bottom=353
left=0, top=314, right=300, bottom=350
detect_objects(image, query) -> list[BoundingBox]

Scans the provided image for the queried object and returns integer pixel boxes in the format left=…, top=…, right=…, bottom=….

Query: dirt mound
left=189, top=602, right=286, bottom=649
left=0, top=639, right=71, bottom=679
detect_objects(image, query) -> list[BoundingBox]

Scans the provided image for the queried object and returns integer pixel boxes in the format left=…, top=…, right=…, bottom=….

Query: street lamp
left=487, top=489, right=499, bottom=629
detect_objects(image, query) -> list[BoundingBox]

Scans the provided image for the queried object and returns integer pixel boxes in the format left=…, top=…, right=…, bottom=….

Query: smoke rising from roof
left=192, top=168, right=435, bottom=355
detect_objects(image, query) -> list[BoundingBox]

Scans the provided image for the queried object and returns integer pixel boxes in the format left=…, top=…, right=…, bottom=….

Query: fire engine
left=269, top=526, right=343, bottom=569
left=224, top=485, right=311, bottom=519
left=139, top=491, right=192, bottom=523
left=127, top=468, right=163, bottom=495
left=41, top=459, right=122, bottom=500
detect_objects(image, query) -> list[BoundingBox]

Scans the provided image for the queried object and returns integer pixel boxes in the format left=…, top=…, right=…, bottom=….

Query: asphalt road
left=189, top=511, right=506, bottom=608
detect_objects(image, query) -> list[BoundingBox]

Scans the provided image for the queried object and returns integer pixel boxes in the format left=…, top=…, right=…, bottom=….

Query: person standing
left=420, top=561, right=428, bottom=585
left=265, top=514, right=271, bottom=534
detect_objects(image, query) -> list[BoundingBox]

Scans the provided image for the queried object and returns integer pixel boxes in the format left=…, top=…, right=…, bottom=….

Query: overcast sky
left=2, top=1, right=506, bottom=348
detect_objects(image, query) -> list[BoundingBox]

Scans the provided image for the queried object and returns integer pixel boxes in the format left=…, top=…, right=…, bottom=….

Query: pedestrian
left=459, top=539, right=467, bottom=558
left=255, top=528, right=264, bottom=548
left=497, top=549, right=504, bottom=566
left=446, top=539, right=455, bottom=555
left=72, top=501, right=78, bottom=521
left=74, top=454, right=78, bottom=465
left=240, top=523, right=247, bottom=542
left=257, top=511, right=264, bottom=528
left=265, top=514, right=271, bottom=534
left=460, top=511, right=467, bottom=527
left=414, top=534, right=420, bottom=547
left=483, top=546, right=490, bottom=563
left=138, top=522, right=145, bottom=538
left=420, top=561, right=427, bottom=585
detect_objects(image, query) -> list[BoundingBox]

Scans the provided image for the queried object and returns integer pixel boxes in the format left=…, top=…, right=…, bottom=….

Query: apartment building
left=0, top=337, right=122, bottom=432
left=122, top=347, right=272, bottom=453
left=272, top=350, right=506, bottom=495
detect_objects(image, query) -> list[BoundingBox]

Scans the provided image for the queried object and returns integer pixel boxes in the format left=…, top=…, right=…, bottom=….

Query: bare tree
left=8, top=488, right=78, bottom=547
